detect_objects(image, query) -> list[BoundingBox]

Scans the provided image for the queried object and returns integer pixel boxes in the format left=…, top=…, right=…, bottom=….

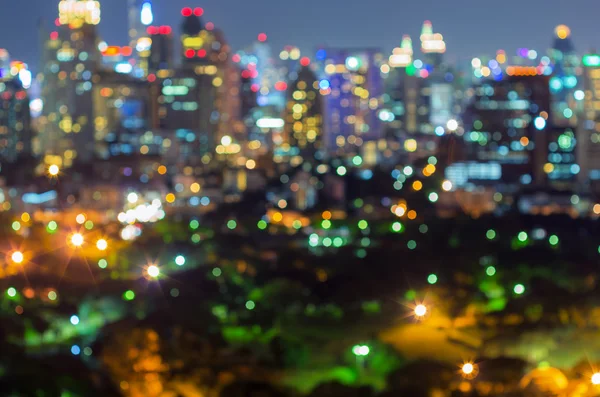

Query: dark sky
left=1, top=0, right=599, bottom=72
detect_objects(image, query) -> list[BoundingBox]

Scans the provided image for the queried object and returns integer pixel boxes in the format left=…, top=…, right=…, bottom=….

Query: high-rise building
left=38, top=0, right=101, bottom=167
left=577, top=54, right=600, bottom=190
left=146, top=26, right=174, bottom=73
left=420, top=20, right=446, bottom=69
left=128, top=0, right=153, bottom=76
left=549, top=25, right=581, bottom=128
left=0, top=67, right=32, bottom=163
left=283, top=64, right=323, bottom=165
left=460, top=75, right=551, bottom=187
left=319, top=48, right=384, bottom=154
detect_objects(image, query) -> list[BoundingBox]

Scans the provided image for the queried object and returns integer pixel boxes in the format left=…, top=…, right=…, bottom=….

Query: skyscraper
left=549, top=25, right=580, bottom=128
left=128, top=0, right=153, bottom=76
left=0, top=65, right=32, bottom=163
left=577, top=54, right=600, bottom=190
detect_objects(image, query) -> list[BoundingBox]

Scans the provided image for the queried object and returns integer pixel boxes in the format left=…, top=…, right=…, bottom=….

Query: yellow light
left=157, top=165, right=167, bottom=175
left=555, top=24, right=571, bottom=39
left=21, top=212, right=31, bottom=222
left=190, top=183, right=200, bottom=193
left=71, top=233, right=84, bottom=247
left=147, top=265, right=160, bottom=278
left=593, top=204, right=600, bottom=214
left=96, top=239, right=107, bottom=251
left=165, top=193, right=176, bottom=203
left=442, top=180, right=453, bottom=192
left=404, top=139, right=417, bottom=152
left=48, top=164, right=60, bottom=176
left=462, top=363, right=474, bottom=375
left=412, top=181, right=423, bottom=191
left=543, top=163, right=555, bottom=174
left=414, top=304, right=427, bottom=317
left=11, top=251, right=24, bottom=264
left=592, top=372, right=600, bottom=385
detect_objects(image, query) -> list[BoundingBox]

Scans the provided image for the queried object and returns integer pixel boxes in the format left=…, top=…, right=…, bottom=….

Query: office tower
left=39, top=0, right=101, bottom=167
left=577, top=54, right=600, bottom=190
left=420, top=20, right=446, bottom=69
left=128, top=0, right=153, bottom=76
left=549, top=25, right=580, bottom=128
left=459, top=75, right=550, bottom=187
left=319, top=48, right=384, bottom=155
left=0, top=66, right=32, bottom=163
left=282, top=64, right=323, bottom=165
left=146, top=26, right=174, bottom=72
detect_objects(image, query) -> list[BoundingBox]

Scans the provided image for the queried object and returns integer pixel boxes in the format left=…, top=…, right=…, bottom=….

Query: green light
left=419, top=224, right=428, bottom=234
left=292, top=220, right=302, bottom=229
left=361, top=237, right=370, bottom=247
left=323, top=237, right=332, bottom=247
left=352, top=344, right=370, bottom=356
left=549, top=235, right=559, bottom=246
left=514, top=284, right=525, bottom=295
left=358, top=220, right=368, bottom=230
left=427, top=156, right=438, bottom=165
left=354, top=198, right=364, bottom=208
left=407, top=240, right=417, bottom=250
left=257, top=220, right=267, bottom=230
left=189, top=219, right=200, bottom=230
left=486, top=266, right=496, bottom=276
left=352, top=156, right=363, bottom=166
left=406, top=64, right=416, bottom=76
left=321, top=219, right=331, bottom=229
left=11, top=221, right=20, bottom=231
left=517, top=231, right=528, bottom=242
left=245, top=300, right=255, bottom=310
left=98, top=259, right=108, bottom=269
left=47, top=221, right=58, bottom=232
left=427, top=274, right=438, bottom=284
left=356, top=249, right=367, bottom=258
left=48, top=291, right=57, bottom=301
left=486, top=229, right=496, bottom=240
left=7, top=287, right=16, bottom=297
left=336, top=166, right=347, bottom=176
left=583, top=54, right=600, bottom=67
left=428, top=192, right=439, bottom=202
left=212, top=267, right=222, bottom=277
left=123, top=290, right=135, bottom=301
left=333, top=237, right=344, bottom=247
left=84, top=220, right=94, bottom=230
left=227, top=220, right=237, bottom=230
left=391, top=222, right=403, bottom=232
left=191, top=233, right=201, bottom=243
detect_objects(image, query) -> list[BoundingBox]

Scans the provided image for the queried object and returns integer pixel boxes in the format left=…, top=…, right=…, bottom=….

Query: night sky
left=1, top=0, right=599, bottom=73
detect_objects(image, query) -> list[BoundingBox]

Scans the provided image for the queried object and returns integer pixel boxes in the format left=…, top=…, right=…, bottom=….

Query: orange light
left=407, top=210, right=417, bottom=220
left=412, top=181, right=423, bottom=191
left=519, top=137, right=529, bottom=146
left=165, top=193, right=175, bottom=203
left=102, top=46, right=121, bottom=57
left=157, top=165, right=167, bottom=175
left=322, top=211, right=332, bottom=220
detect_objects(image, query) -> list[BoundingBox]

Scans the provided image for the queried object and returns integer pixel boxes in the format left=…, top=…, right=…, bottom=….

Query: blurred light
left=486, top=266, right=496, bottom=276
left=70, top=315, right=79, bottom=325
left=175, top=255, right=186, bottom=266
left=71, top=345, right=80, bottom=355
left=141, top=1, right=153, bottom=25
left=48, top=164, right=60, bottom=176
left=71, top=233, right=84, bottom=247
left=11, top=251, right=24, bottom=264
left=592, top=373, right=600, bottom=385
left=427, top=274, right=437, bottom=284
left=446, top=119, right=458, bottom=131
left=442, top=180, right=453, bottom=191
left=127, top=192, right=138, bottom=204
left=462, top=363, right=474, bottom=375
left=414, top=304, right=427, bottom=317
left=514, top=284, right=525, bottom=295
left=257, top=33, right=267, bottom=42
left=96, top=239, right=107, bottom=251
left=534, top=117, right=546, bottom=130
left=147, top=265, right=160, bottom=278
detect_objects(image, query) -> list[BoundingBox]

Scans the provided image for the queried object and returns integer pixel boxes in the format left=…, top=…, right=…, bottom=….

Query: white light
left=446, top=119, right=458, bottom=131
left=175, top=255, right=185, bottom=266
left=442, top=180, right=453, bottom=192
left=18, top=69, right=32, bottom=89
left=11, top=251, right=24, bottom=264
left=592, top=373, right=600, bottom=385
left=71, top=233, right=84, bottom=247
left=534, top=116, right=546, bottom=130
left=147, top=265, right=160, bottom=278
left=48, top=164, right=60, bottom=176
left=127, top=192, right=138, bottom=204
left=462, top=363, right=474, bottom=375
left=96, top=239, right=107, bottom=251
left=115, top=63, right=133, bottom=74
left=574, top=90, right=585, bottom=101
left=345, top=56, right=359, bottom=70
left=70, top=315, right=80, bottom=325
left=140, top=2, right=153, bottom=26
left=414, top=304, right=427, bottom=317
left=256, top=118, right=284, bottom=128
left=221, top=135, right=232, bottom=146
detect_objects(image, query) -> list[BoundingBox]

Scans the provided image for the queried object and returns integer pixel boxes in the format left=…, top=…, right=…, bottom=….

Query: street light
left=462, top=363, right=474, bottom=375
left=461, top=362, right=478, bottom=379
left=48, top=164, right=60, bottom=177
left=352, top=345, right=370, bottom=357
left=147, top=265, right=160, bottom=278
left=11, top=251, right=24, bottom=264
left=414, top=304, right=427, bottom=318
left=592, top=372, right=600, bottom=385
left=96, top=239, right=108, bottom=251
left=70, top=233, right=84, bottom=247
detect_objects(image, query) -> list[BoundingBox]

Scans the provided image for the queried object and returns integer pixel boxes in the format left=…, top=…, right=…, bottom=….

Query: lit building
left=146, top=26, right=174, bottom=73
left=549, top=25, right=580, bottom=128
left=461, top=75, right=551, bottom=187
left=0, top=68, right=32, bottom=163
left=420, top=20, right=446, bottom=69
left=38, top=0, right=102, bottom=167
left=577, top=54, right=600, bottom=190
left=319, top=48, right=384, bottom=154
left=283, top=64, right=323, bottom=165
left=128, top=0, right=153, bottom=76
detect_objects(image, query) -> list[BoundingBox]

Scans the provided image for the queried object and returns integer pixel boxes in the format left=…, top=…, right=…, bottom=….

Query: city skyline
left=2, top=0, right=600, bottom=73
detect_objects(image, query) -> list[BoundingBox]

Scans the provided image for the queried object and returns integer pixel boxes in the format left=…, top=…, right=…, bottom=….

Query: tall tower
left=128, top=0, right=153, bottom=76
left=420, top=20, right=446, bottom=69
left=549, top=25, right=580, bottom=128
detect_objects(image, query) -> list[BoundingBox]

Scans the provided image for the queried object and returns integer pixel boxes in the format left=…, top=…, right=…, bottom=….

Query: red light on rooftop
left=206, top=22, right=214, bottom=31
left=50, top=31, right=59, bottom=40
left=193, top=7, right=204, bottom=16
left=181, top=7, right=192, bottom=17
left=185, top=49, right=195, bottom=58
left=121, top=46, right=133, bottom=56
left=197, top=49, right=207, bottom=58
left=258, top=33, right=267, bottom=42
left=159, top=25, right=172, bottom=35
left=300, top=57, right=310, bottom=66
left=275, top=81, right=287, bottom=91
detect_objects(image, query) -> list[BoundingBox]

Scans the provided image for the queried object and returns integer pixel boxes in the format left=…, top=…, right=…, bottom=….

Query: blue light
left=141, top=1, right=153, bottom=26
left=71, top=345, right=81, bottom=355
left=435, top=126, right=445, bottom=136
left=534, top=117, right=546, bottom=130
left=319, top=80, right=330, bottom=90
left=315, top=49, right=326, bottom=60
left=571, top=164, right=580, bottom=174
left=22, top=191, right=57, bottom=204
